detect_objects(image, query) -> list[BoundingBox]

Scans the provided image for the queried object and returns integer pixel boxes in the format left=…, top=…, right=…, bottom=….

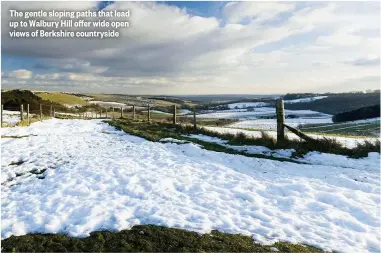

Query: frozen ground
left=229, top=117, right=333, bottom=131
left=228, top=102, right=270, bottom=109
left=89, top=101, right=131, bottom=108
left=1, top=119, right=380, bottom=253
left=195, top=107, right=330, bottom=120
left=2, top=110, right=21, bottom=126
left=203, top=126, right=380, bottom=149
left=184, top=134, right=295, bottom=159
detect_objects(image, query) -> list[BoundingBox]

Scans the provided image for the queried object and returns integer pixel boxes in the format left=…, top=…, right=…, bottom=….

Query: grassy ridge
left=36, top=92, right=88, bottom=106
left=2, top=225, right=325, bottom=252
left=108, top=119, right=379, bottom=159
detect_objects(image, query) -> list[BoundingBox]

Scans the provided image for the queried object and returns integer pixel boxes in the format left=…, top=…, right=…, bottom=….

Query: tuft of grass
left=350, top=139, right=380, bottom=158
left=15, top=116, right=51, bottom=127
left=1, top=225, right=326, bottom=253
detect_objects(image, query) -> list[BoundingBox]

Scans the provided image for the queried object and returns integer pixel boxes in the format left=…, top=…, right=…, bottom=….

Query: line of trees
left=332, top=104, right=380, bottom=122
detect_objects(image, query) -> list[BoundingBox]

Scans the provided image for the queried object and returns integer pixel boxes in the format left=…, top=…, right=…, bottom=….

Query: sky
left=1, top=1, right=380, bottom=95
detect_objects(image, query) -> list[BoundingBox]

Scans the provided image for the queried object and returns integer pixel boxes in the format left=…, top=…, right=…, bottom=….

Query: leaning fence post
left=173, top=105, right=177, bottom=125
left=20, top=104, right=24, bottom=121
left=132, top=105, right=135, bottom=120
left=27, top=104, right=30, bottom=124
left=276, top=99, right=285, bottom=147
left=147, top=104, right=151, bottom=123
left=1, top=104, right=3, bottom=128
left=193, top=107, right=197, bottom=129
left=40, top=104, right=42, bottom=119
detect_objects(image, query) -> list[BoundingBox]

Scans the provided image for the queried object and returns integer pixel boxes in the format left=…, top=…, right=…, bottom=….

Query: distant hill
left=332, top=104, right=380, bottom=123
left=1, top=90, right=69, bottom=113
left=284, top=92, right=380, bottom=115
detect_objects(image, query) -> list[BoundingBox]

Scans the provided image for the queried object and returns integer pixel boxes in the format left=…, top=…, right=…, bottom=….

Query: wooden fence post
left=193, top=107, right=197, bottom=129
left=276, top=99, right=285, bottom=147
left=100, top=109, right=102, bottom=118
left=173, top=105, right=177, bottom=125
left=147, top=104, right=151, bottom=123
left=120, top=106, right=123, bottom=118
left=40, top=104, right=42, bottom=119
left=53, top=107, right=55, bottom=118
left=20, top=104, right=24, bottom=121
left=27, top=104, right=30, bottom=124
left=1, top=104, right=3, bottom=128
left=132, top=105, right=135, bottom=120
left=105, top=108, right=108, bottom=118
left=112, top=107, right=115, bottom=119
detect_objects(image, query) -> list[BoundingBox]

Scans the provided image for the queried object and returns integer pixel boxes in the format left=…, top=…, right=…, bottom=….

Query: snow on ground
left=203, top=126, right=380, bottom=149
left=195, top=107, right=330, bottom=120
left=64, top=104, right=83, bottom=108
left=179, top=109, right=192, bottom=115
left=89, top=101, right=129, bottom=108
left=301, top=117, right=381, bottom=131
left=1, top=119, right=380, bottom=253
left=283, top=96, right=328, bottom=104
left=229, top=117, right=333, bottom=130
left=185, top=134, right=228, bottom=144
left=228, top=102, right=270, bottom=109
left=142, top=110, right=172, bottom=115
left=2, top=110, right=21, bottom=126
left=184, top=134, right=294, bottom=159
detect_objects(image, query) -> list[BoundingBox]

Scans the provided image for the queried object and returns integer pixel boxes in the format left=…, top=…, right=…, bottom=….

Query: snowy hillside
left=1, top=119, right=380, bottom=253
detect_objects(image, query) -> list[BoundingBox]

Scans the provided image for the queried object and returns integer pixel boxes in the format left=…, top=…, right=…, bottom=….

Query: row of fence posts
left=1, top=103, right=198, bottom=129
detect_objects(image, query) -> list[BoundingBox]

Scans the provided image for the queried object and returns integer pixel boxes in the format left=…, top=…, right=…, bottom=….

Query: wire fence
left=0, top=103, right=202, bottom=128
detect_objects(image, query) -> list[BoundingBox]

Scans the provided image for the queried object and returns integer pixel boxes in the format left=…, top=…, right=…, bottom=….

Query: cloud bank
left=1, top=1, right=380, bottom=94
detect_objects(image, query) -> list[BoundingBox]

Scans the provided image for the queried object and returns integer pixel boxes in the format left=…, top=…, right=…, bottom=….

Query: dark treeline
left=283, top=93, right=316, bottom=100
left=332, top=105, right=380, bottom=123
left=285, top=91, right=380, bottom=115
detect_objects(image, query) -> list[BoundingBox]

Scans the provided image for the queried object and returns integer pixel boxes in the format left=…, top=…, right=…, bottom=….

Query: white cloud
left=223, top=2, right=296, bottom=24
left=3, top=69, right=33, bottom=79
left=1, top=1, right=380, bottom=94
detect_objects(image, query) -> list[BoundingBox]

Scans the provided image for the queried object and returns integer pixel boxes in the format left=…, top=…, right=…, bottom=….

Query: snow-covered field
left=1, top=119, right=380, bottom=253
left=203, top=126, right=380, bottom=149
left=229, top=117, right=333, bottom=130
left=89, top=101, right=129, bottom=108
left=2, top=110, right=21, bottom=126
left=228, top=102, right=270, bottom=109
left=195, top=107, right=330, bottom=120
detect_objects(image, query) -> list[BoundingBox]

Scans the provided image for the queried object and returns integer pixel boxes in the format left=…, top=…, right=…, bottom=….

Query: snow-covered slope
left=1, top=119, right=380, bottom=253
left=228, top=102, right=270, bottom=109
left=203, top=126, right=379, bottom=149
left=195, top=107, right=330, bottom=120
left=2, top=110, right=22, bottom=126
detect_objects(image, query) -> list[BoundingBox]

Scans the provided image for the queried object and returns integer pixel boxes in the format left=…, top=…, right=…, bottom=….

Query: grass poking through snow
left=108, top=119, right=379, bottom=159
